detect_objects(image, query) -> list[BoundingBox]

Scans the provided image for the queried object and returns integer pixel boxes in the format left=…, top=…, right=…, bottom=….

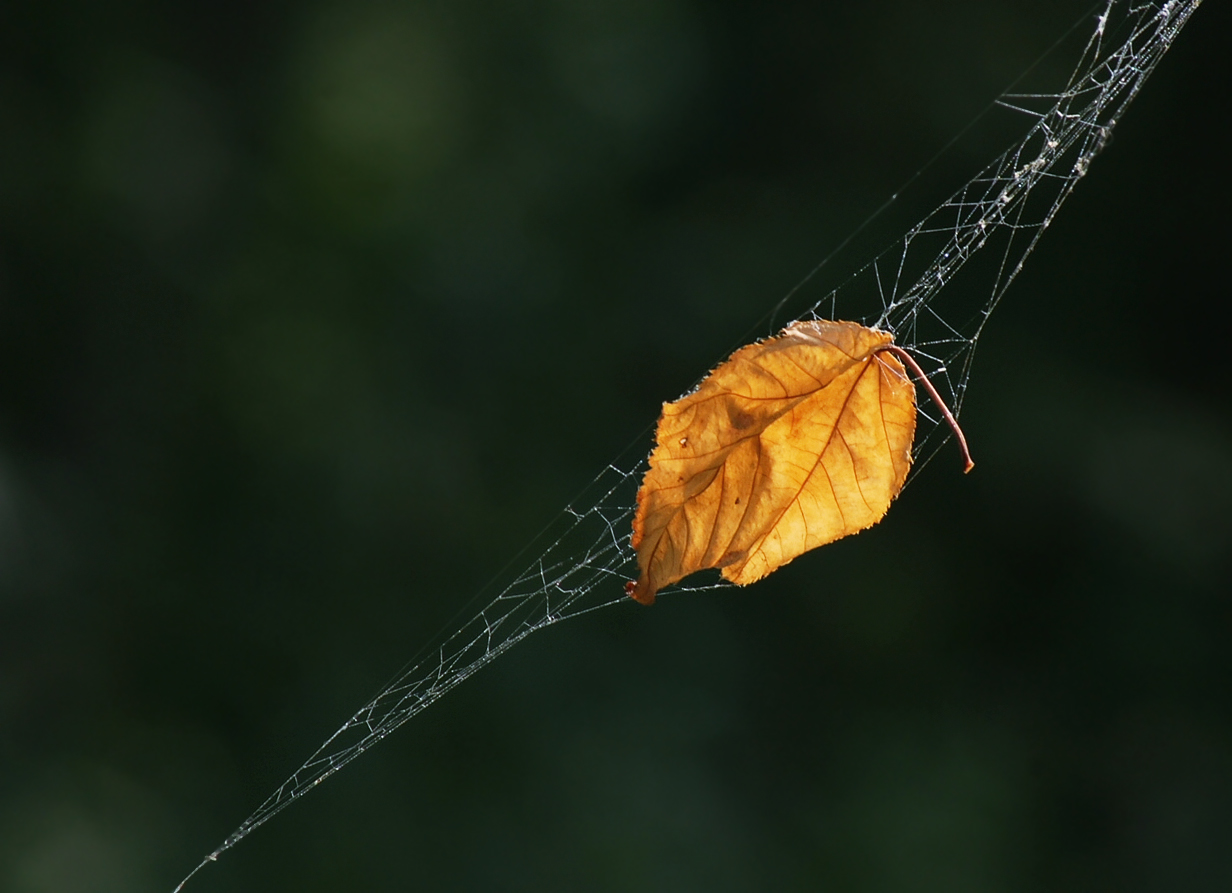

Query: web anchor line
left=172, top=2, right=1203, bottom=889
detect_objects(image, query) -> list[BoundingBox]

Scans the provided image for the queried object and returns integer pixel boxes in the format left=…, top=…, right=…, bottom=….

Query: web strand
left=173, top=2, right=1203, bottom=888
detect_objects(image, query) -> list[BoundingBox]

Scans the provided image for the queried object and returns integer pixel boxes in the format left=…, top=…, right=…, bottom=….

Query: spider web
left=173, top=1, right=1203, bottom=888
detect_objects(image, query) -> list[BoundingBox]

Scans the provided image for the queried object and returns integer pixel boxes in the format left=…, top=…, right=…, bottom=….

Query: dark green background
left=1, top=1, right=1228, bottom=891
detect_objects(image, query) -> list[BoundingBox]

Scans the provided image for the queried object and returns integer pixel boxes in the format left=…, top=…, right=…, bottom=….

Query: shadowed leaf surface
left=629, top=319, right=916, bottom=604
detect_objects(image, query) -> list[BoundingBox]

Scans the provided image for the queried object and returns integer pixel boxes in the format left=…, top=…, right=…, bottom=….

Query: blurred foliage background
left=1, top=1, right=1229, bottom=891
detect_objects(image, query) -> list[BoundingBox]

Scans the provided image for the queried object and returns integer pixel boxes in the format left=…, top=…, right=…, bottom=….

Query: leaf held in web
left=627, top=319, right=917, bottom=605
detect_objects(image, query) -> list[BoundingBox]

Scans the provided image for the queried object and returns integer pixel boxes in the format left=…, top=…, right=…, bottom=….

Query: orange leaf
left=628, top=319, right=917, bottom=605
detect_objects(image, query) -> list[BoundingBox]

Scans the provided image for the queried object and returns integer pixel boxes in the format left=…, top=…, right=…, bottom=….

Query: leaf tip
left=626, top=578, right=656, bottom=606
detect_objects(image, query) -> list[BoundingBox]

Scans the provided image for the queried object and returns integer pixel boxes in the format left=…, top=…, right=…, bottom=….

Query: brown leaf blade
left=628, top=319, right=916, bottom=604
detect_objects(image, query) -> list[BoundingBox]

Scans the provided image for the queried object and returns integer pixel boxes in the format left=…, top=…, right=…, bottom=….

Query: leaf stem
left=873, top=345, right=975, bottom=474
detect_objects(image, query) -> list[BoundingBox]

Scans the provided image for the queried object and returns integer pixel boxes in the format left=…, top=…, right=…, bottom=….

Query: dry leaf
left=628, top=319, right=923, bottom=605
